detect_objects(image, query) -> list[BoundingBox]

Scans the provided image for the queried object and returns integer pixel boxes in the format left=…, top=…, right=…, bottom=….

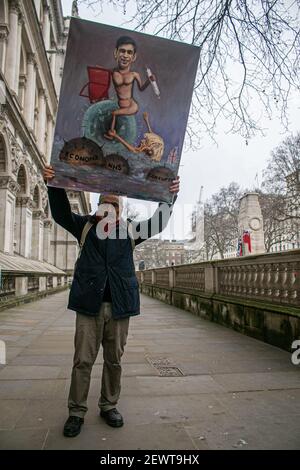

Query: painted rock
left=146, top=166, right=175, bottom=183
left=105, top=154, right=130, bottom=174
left=59, top=137, right=105, bottom=166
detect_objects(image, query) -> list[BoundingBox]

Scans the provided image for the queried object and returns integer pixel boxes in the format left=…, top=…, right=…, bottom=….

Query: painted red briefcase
left=79, top=66, right=111, bottom=103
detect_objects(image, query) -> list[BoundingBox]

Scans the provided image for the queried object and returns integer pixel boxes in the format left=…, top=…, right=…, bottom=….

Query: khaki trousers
left=68, top=302, right=130, bottom=418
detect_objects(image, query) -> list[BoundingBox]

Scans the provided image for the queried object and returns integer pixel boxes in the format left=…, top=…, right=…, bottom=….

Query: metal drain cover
left=146, top=356, right=184, bottom=376
left=157, top=366, right=184, bottom=377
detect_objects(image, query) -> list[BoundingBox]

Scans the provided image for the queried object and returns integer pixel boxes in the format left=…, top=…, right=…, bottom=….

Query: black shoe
left=100, top=408, right=124, bottom=427
left=63, top=416, right=84, bottom=437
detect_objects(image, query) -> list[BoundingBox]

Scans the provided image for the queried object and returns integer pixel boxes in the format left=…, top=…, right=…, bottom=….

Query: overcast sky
left=61, top=0, right=300, bottom=240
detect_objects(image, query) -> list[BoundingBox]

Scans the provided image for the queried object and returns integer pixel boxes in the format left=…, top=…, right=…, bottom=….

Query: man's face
left=97, top=195, right=121, bottom=221
left=114, top=43, right=136, bottom=70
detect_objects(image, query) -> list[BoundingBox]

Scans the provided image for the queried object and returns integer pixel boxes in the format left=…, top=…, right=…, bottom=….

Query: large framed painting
left=48, top=17, right=200, bottom=203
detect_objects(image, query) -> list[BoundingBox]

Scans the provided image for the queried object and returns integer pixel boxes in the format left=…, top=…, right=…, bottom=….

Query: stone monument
left=238, top=193, right=265, bottom=255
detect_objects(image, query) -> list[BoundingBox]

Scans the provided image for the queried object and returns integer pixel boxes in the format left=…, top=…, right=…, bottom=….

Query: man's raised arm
left=43, top=165, right=88, bottom=241
left=129, top=176, right=180, bottom=246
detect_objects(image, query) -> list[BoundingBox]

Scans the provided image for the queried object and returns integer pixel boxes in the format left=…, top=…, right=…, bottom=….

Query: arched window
left=17, top=165, right=27, bottom=194
left=0, top=1, right=8, bottom=25
left=44, top=201, right=49, bottom=218
left=0, top=135, right=6, bottom=171
left=34, top=90, right=39, bottom=136
left=40, top=1, right=43, bottom=22
left=33, top=185, right=40, bottom=209
left=18, top=46, right=27, bottom=107
left=14, top=164, right=28, bottom=256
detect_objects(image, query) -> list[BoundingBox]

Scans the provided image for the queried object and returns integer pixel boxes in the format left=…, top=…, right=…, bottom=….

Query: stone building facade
left=0, top=1, right=90, bottom=304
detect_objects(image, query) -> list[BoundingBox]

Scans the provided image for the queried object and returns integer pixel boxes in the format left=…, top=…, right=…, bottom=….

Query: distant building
left=134, top=238, right=186, bottom=270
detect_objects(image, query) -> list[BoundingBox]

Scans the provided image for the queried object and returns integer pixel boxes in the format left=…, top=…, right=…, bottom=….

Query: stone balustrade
left=0, top=272, right=69, bottom=311
left=137, top=250, right=300, bottom=351
left=138, top=250, right=300, bottom=307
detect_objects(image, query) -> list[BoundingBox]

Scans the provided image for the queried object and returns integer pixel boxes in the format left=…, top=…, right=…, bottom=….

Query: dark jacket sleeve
left=47, top=185, right=89, bottom=242
left=129, top=194, right=177, bottom=247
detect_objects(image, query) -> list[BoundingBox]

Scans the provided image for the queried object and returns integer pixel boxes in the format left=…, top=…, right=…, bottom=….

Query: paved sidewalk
left=0, top=291, right=299, bottom=450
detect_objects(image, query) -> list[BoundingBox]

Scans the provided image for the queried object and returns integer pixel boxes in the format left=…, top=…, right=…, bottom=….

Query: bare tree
left=260, top=133, right=300, bottom=250
left=204, top=182, right=243, bottom=258
left=80, top=0, right=300, bottom=145
left=262, top=132, right=300, bottom=222
left=257, top=191, right=297, bottom=251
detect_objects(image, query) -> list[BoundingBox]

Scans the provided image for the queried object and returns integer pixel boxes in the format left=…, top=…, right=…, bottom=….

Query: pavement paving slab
left=0, top=290, right=299, bottom=449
